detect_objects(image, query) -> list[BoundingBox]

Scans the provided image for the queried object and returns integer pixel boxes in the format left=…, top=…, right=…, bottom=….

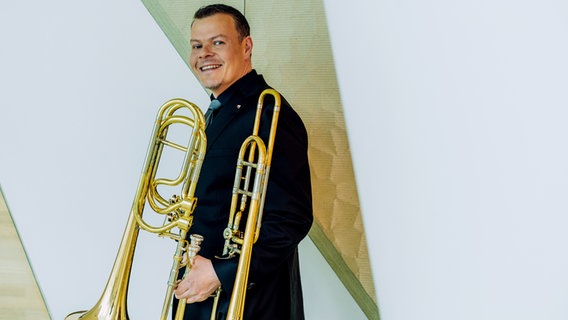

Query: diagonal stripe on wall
left=140, top=1, right=379, bottom=319
left=0, top=188, right=50, bottom=320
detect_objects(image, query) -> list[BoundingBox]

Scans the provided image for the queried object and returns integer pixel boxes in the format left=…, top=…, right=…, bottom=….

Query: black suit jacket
left=177, top=70, right=313, bottom=320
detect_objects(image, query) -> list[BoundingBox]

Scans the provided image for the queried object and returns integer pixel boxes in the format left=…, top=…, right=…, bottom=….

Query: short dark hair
left=193, top=4, right=250, bottom=40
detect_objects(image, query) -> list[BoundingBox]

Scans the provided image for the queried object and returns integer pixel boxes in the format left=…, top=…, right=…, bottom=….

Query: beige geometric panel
left=0, top=188, right=50, bottom=320
left=141, top=1, right=378, bottom=319
left=246, top=3, right=378, bottom=319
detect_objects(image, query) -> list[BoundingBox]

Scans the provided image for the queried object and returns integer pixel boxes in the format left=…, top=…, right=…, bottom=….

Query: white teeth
left=201, top=65, right=220, bottom=71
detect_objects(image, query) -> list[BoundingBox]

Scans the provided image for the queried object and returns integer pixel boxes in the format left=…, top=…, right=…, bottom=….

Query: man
left=173, top=4, right=313, bottom=320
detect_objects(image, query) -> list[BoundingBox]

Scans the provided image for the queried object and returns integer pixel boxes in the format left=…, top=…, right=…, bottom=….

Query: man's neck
left=213, top=69, right=256, bottom=102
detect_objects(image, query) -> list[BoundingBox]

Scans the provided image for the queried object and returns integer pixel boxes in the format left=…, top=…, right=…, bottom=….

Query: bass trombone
left=65, top=98, right=206, bottom=320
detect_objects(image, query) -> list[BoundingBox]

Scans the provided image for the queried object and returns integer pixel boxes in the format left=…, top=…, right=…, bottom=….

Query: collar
left=215, top=70, right=260, bottom=106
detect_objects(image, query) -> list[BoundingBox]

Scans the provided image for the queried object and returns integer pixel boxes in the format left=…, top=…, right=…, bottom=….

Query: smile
left=200, top=64, right=222, bottom=71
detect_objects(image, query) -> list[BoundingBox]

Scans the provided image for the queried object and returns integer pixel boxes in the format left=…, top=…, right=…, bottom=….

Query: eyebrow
left=190, top=34, right=227, bottom=43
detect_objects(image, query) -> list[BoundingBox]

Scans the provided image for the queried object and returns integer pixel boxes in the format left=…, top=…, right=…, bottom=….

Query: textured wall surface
left=0, top=190, right=49, bottom=320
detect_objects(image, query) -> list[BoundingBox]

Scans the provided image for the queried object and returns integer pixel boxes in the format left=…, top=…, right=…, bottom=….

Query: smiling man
left=189, top=8, right=252, bottom=98
left=172, top=4, right=314, bottom=320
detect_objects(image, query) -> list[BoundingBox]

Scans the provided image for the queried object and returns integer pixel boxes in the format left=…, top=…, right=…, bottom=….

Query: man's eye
left=213, top=41, right=224, bottom=46
left=191, top=44, right=202, bottom=49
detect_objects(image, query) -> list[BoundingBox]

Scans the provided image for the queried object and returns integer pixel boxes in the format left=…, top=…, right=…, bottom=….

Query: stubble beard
left=205, top=82, right=221, bottom=93
left=197, top=74, right=221, bottom=95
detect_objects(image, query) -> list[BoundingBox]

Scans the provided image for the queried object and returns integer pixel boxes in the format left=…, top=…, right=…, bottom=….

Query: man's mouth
left=200, top=64, right=222, bottom=72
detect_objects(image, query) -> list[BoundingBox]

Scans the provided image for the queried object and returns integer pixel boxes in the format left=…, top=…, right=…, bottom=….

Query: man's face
left=190, top=13, right=252, bottom=97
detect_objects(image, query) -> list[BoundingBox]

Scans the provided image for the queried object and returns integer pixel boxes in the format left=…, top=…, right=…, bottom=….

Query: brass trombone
left=65, top=98, right=207, bottom=320
left=211, top=89, right=281, bottom=320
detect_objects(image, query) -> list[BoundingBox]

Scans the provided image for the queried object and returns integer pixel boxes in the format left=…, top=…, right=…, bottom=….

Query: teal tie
left=205, top=99, right=222, bottom=128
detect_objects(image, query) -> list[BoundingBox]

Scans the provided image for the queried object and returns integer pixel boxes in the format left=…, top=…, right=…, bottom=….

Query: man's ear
left=244, top=36, right=253, bottom=57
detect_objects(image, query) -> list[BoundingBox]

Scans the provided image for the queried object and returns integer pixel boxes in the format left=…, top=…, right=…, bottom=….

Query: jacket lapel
left=204, top=102, right=244, bottom=149
left=203, top=71, right=268, bottom=150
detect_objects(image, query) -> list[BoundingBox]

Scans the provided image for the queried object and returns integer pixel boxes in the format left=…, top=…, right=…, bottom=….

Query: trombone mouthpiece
left=190, top=234, right=204, bottom=246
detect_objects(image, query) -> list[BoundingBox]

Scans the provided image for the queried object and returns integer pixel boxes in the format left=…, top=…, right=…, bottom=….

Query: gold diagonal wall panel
left=0, top=188, right=50, bottom=320
left=140, top=1, right=378, bottom=319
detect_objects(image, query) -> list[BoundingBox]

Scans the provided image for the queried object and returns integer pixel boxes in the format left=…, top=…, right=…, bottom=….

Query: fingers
left=174, top=282, right=216, bottom=303
left=173, top=255, right=221, bottom=304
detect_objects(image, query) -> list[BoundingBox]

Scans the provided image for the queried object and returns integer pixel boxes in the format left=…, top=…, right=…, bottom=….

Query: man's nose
left=200, top=44, right=214, bottom=57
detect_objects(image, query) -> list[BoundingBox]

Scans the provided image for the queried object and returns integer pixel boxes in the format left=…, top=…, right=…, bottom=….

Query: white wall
left=8, top=0, right=567, bottom=319
left=324, top=0, right=568, bottom=319
left=0, top=1, right=364, bottom=319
